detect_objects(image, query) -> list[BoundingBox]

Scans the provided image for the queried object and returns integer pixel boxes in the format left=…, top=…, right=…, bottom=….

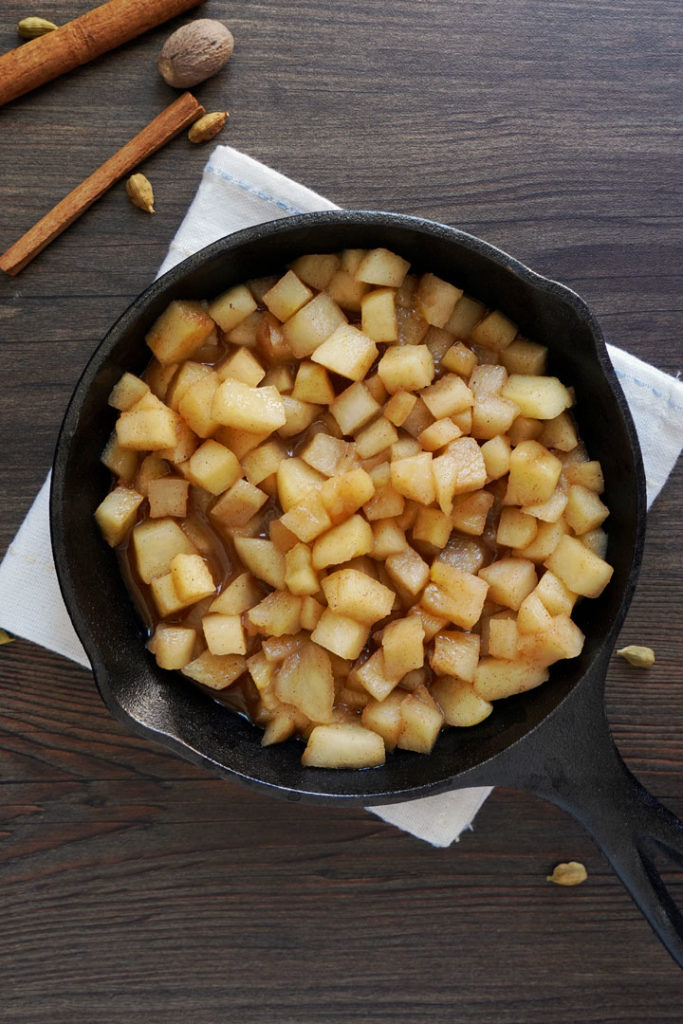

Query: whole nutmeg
left=158, top=19, right=234, bottom=89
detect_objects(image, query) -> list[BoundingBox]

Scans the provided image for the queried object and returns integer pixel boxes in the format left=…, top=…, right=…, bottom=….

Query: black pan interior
left=50, top=211, right=645, bottom=804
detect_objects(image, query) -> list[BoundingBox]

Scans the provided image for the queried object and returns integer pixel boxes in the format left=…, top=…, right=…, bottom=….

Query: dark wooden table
left=1, top=1, right=681, bottom=1019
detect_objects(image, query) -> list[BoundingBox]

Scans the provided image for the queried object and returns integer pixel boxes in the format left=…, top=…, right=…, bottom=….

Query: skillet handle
left=527, top=708, right=683, bottom=968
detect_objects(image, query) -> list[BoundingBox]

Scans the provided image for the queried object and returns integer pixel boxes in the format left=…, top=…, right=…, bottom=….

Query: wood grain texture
left=0, top=0, right=681, bottom=1018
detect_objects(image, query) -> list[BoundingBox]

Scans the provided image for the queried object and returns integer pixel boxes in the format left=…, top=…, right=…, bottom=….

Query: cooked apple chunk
left=311, top=324, right=378, bottom=381
left=321, top=568, right=395, bottom=624
left=302, top=723, right=386, bottom=768
left=146, top=299, right=216, bottom=365
left=212, top=380, right=286, bottom=434
left=95, top=486, right=144, bottom=547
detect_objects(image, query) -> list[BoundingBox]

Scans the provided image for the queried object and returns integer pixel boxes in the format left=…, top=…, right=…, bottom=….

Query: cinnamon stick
left=0, top=92, right=204, bottom=276
left=0, top=0, right=204, bottom=108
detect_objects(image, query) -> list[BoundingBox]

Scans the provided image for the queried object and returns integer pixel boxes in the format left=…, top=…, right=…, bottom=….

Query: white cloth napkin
left=1, top=145, right=682, bottom=848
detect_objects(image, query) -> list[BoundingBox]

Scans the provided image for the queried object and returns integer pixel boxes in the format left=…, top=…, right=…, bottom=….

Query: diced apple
left=207, top=284, right=258, bottom=333
left=148, top=624, right=196, bottom=671
left=415, top=273, right=463, bottom=327
left=282, top=291, right=347, bottom=358
left=377, top=345, right=435, bottom=393
left=501, top=374, right=572, bottom=419
left=430, top=676, right=493, bottom=727
left=95, top=486, right=144, bottom=547
left=202, top=613, right=247, bottom=655
left=310, top=609, right=370, bottom=659
left=146, top=299, right=217, bottom=365
left=545, top=534, right=614, bottom=598
left=170, top=552, right=216, bottom=604
left=233, top=536, right=286, bottom=589
left=355, top=248, right=410, bottom=287
left=477, top=557, right=537, bottom=611
left=212, top=380, right=286, bottom=434
left=302, top=723, right=386, bottom=768
left=311, top=514, right=374, bottom=570
left=429, top=630, right=480, bottom=682
left=182, top=650, right=246, bottom=690
left=131, top=518, right=195, bottom=582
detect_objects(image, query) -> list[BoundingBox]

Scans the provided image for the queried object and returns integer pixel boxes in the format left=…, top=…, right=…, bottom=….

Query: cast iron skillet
left=50, top=211, right=683, bottom=965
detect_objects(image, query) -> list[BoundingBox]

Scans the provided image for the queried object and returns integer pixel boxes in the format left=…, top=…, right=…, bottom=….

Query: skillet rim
left=49, top=209, right=647, bottom=805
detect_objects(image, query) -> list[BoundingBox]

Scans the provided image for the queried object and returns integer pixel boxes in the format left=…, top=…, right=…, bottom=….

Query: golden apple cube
left=284, top=543, right=319, bottom=596
left=241, top=439, right=287, bottom=486
left=384, top=390, right=418, bottom=427
left=391, top=452, right=436, bottom=505
left=496, top=507, right=538, bottom=549
left=429, top=630, right=480, bottom=683
left=444, top=294, right=486, bottom=338
left=280, top=490, right=333, bottom=543
left=545, top=534, right=614, bottom=598
left=563, top=460, right=605, bottom=493
left=202, top=613, right=247, bottom=656
left=421, top=373, right=474, bottom=419
left=311, top=514, right=374, bottom=570
left=300, top=433, right=355, bottom=477
left=325, top=268, right=371, bottom=312
left=422, top=567, right=488, bottom=631
left=397, top=689, right=444, bottom=754
left=517, top=591, right=554, bottom=634
left=247, top=590, right=303, bottom=636
left=182, top=650, right=246, bottom=690
left=148, top=624, right=196, bottom=671
left=276, top=457, right=326, bottom=512
left=282, top=291, right=347, bottom=358
left=350, top=650, right=400, bottom=702
left=517, top=614, right=585, bottom=666
left=537, top=410, right=578, bottom=452
left=216, top=347, right=266, bottom=387
left=501, top=374, right=572, bottom=419
left=508, top=415, right=543, bottom=445
left=116, top=403, right=179, bottom=451
left=412, top=506, right=452, bottom=548
left=108, top=372, right=149, bottom=411
left=233, top=536, right=286, bottom=589
left=418, top=418, right=462, bottom=452
left=210, top=479, right=268, bottom=529
left=430, top=676, right=493, bottom=727
left=146, top=299, right=217, bottom=365
left=274, top=641, right=335, bottom=722
left=385, top=546, right=430, bottom=595
left=473, top=657, right=549, bottom=700
left=361, top=287, right=398, bottom=342
left=300, top=595, right=325, bottom=631
left=377, top=344, right=435, bottom=393
left=148, top=573, right=188, bottom=617
left=450, top=490, right=494, bottom=536
left=132, top=518, right=196, bottom=582
left=506, top=440, right=562, bottom=506
left=302, top=723, right=386, bottom=768
left=471, top=395, right=520, bottom=440
left=311, top=323, right=378, bottom=381
left=170, top=552, right=216, bottom=604
left=289, top=252, right=341, bottom=291
left=320, top=468, right=376, bottom=523
left=361, top=691, right=405, bottom=750
left=355, top=247, right=410, bottom=287
left=207, top=284, right=258, bottom=333
left=321, top=568, right=395, bottom=624
left=415, top=272, right=463, bottom=328
left=500, top=337, right=548, bottom=375
left=432, top=437, right=487, bottom=514
left=522, top=487, right=568, bottom=524
left=564, top=484, right=610, bottom=535
left=486, top=613, right=519, bottom=660
left=371, top=517, right=407, bottom=559
left=263, top=270, right=314, bottom=322
left=209, top=572, right=262, bottom=615
left=533, top=569, right=577, bottom=616
left=354, top=416, right=398, bottom=459
left=382, top=616, right=425, bottom=678
left=188, top=439, right=241, bottom=495
left=310, top=609, right=370, bottom=660
left=515, top=518, right=569, bottom=562
left=292, top=361, right=336, bottom=406
left=226, top=309, right=262, bottom=348
left=470, top=310, right=518, bottom=351
left=101, top=433, right=138, bottom=483
left=212, top=380, right=286, bottom=435
left=261, top=713, right=297, bottom=747
left=481, top=434, right=511, bottom=481
left=255, top=311, right=293, bottom=365
left=177, top=372, right=221, bottom=439
left=478, top=557, right=537, bottom=611
left=147, top=477, right=189, bottom=519
left=330, top=381, right=381, bottom=434
left=95, top=486, right=144, bottom=547
left=277, top=395, right=321, bottom=438
left=441, top=341, right=478, bottom=377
